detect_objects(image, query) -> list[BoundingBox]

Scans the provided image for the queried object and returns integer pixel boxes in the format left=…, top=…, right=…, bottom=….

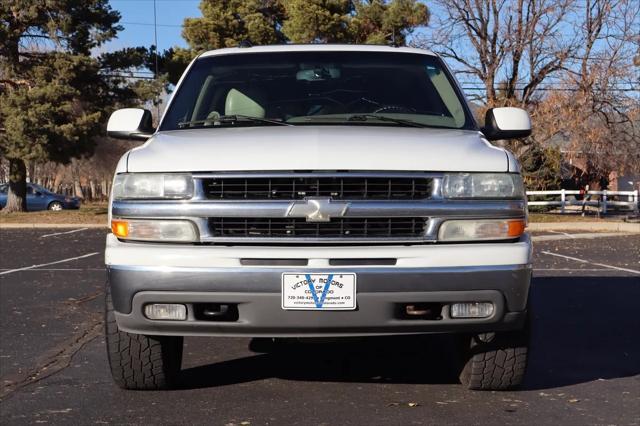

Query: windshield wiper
left=347, top=114, right=431, bottom=128
left=178, top=114, right=292, bottom=128
left=299, top=114, right=433, bottom=128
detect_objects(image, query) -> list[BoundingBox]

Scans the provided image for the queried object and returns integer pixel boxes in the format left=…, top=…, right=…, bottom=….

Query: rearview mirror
left=482, top=107, right=531, bottom=141
left=107, top=108, right=155, bottom=141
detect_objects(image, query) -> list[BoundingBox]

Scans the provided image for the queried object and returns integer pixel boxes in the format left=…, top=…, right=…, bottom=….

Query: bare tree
left=556, top=0, right=640, bottom=181
left=419, top=0, right=575, bottom=106
left=418, top=0, right=639, bottom=188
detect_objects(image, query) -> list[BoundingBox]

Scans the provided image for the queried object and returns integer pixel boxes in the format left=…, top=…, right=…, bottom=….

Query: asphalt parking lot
left=1, top=228, right=639, bottom=425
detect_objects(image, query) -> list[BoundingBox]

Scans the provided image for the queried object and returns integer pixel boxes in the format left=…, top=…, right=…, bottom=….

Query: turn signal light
left=438, top=219, right=526, bottom=241
left=111, top=220, right=129, bottom=238
left=110, top=219, right=198, bottom=242
left=508, top=219, right=526, bottom=237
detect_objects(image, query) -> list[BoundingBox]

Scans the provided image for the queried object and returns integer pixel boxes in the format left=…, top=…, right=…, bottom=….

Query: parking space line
left=533, top=268, right=611, bottom=271
left=540, top=250, right=640, bottom=275
left=40, top=228, right=89, bottom=238
left=0, top=252, right=100, bottom=276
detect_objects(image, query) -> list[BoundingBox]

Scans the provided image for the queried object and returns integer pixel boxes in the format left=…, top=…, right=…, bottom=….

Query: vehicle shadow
left=177, top=333, right=460, bottom=389
left=177, top=275, right=640, bottom=390
left=524, top=275, right=640, bottom=390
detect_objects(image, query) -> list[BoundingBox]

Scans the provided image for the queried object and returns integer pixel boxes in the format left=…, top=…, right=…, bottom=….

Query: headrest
left=224, top=88, right=266, bottom=118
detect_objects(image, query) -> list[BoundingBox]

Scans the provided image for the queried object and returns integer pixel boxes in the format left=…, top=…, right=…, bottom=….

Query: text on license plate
left=281, top=273, right=356, bottom=310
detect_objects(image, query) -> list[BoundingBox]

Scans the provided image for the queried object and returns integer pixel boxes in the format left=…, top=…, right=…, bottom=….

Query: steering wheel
left=372, top=105, right=417, bottom=114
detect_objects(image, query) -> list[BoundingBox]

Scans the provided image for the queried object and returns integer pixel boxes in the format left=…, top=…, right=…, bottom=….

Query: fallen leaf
left=568, top=399, right=580, bottom=403
left=408, top=402, right=419, bottom=407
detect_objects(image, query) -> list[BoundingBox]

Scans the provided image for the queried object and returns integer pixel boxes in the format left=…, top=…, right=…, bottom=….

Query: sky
left=105, top=0, right=202, bottom=53
left=103, top=0, right=638, bottom=99
left=105, top=0, right=431, bottom=54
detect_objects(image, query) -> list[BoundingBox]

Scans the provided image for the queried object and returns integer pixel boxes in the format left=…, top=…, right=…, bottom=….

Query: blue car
left=0, top=183, right=81, bottom=211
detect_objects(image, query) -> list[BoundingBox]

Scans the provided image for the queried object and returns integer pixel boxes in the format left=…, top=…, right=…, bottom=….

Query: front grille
left=209, top=217, right=427, bottom=239
left=202, top=176, right=432, bottom=200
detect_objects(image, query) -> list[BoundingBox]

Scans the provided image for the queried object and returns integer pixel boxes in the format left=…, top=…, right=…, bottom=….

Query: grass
left=0, top=202, right=108, bottom=224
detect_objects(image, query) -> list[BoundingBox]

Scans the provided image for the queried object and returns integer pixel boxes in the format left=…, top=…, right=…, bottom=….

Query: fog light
left=144, top=304, right=187, bottom=321
left=451, top=302, right=494, bottom=318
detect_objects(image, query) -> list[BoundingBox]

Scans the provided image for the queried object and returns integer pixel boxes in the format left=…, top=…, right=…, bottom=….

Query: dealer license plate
left=281, top=273, right=357, bottom=310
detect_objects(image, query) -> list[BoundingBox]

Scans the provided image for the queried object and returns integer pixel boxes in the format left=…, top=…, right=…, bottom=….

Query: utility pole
left=153, top=0, right=160, bottom=120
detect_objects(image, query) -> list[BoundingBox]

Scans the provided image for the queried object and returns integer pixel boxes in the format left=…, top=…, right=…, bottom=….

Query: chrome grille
left=209, top=217, right=427, bottom=239
left=202, top=176, right=432, bottom=200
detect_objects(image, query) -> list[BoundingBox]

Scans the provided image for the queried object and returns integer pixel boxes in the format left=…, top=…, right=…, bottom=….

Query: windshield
left=160, top=51, right=476, bottom=131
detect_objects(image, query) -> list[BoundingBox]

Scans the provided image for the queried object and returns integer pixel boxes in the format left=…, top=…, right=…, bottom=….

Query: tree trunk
left=101, top=179, right=109, bottom=198
left=74, top=179, right=84, bottom=199
left=3, top=158, right=28, bottom=213
left=89, top=180, right=97, bottom=201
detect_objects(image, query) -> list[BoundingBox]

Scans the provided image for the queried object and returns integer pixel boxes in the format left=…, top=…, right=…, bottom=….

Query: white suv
left=105, top=44, right=532, bottom=391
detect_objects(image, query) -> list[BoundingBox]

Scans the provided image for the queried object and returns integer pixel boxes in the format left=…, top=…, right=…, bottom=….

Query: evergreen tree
left=281, top=0, right=354, bottom=43
left=167, top=0, right=429, bottom=84
left=0, top=0, right=161, bottom=212
left=182, top=0, right=286, bottom=51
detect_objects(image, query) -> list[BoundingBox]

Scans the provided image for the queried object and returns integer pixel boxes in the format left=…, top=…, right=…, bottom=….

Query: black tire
left=104, top=285, right=183, bottom=390
left=458, top=327, right=529, bottom=391
left=48, top=201, right=63, bottom=211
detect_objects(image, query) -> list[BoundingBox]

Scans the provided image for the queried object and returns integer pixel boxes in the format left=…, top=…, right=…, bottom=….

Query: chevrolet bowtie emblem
left=287, top=197, right=350, bottom=222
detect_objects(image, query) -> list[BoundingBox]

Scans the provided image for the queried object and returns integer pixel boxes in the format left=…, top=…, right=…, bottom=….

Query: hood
left=126, top=126, right=509, bottom=173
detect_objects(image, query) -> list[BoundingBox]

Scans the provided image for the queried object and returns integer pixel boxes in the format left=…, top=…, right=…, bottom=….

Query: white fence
left=526, top=189, right=639, bottom=214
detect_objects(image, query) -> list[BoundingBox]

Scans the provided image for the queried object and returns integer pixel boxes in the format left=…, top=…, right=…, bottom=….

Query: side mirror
left=35, top=191, right=42, bottom=197
left=482, top=107, right=531, bottom=141
left=107, top=108, right=155, bottom=141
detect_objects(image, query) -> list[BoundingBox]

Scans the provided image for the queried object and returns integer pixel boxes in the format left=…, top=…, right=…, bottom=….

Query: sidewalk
left=527, top=221, right=640, bottom=233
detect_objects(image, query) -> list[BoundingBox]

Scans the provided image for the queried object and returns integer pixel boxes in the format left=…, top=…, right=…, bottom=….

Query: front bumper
left=63, top=199, right=80, bottom=209
left=106, top=234, right=532, bottom=337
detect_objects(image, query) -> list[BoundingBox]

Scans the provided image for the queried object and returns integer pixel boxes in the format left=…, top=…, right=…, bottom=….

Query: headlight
left=439, top=219, right=526, bottom=241
left=443, top=173, right=524, bottom=198
left=111, top=219, right=198, bottom=242
left=113, top=173, right=193, bottom=199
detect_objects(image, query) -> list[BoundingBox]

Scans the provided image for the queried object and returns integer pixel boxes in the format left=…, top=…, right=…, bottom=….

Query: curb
left=0, top=223, right=107, bottom=229
left=528, top=222, right=640, bottom=233
left=530, top=232, right=633, bottom=242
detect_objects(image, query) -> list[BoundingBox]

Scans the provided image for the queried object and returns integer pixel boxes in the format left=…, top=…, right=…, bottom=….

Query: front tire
left=458, top=328, right=529, bottom=391
left=104, top=286, right=183, bottom=390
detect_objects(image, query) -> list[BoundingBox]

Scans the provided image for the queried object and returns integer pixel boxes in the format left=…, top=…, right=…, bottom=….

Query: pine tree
left=282, top=0, right=354, bottom=43
left=0, top=0, right=160, bottom=212
left=166, top=0, right=429, bottom=84
left=182, top=0, right=286, bottom=51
